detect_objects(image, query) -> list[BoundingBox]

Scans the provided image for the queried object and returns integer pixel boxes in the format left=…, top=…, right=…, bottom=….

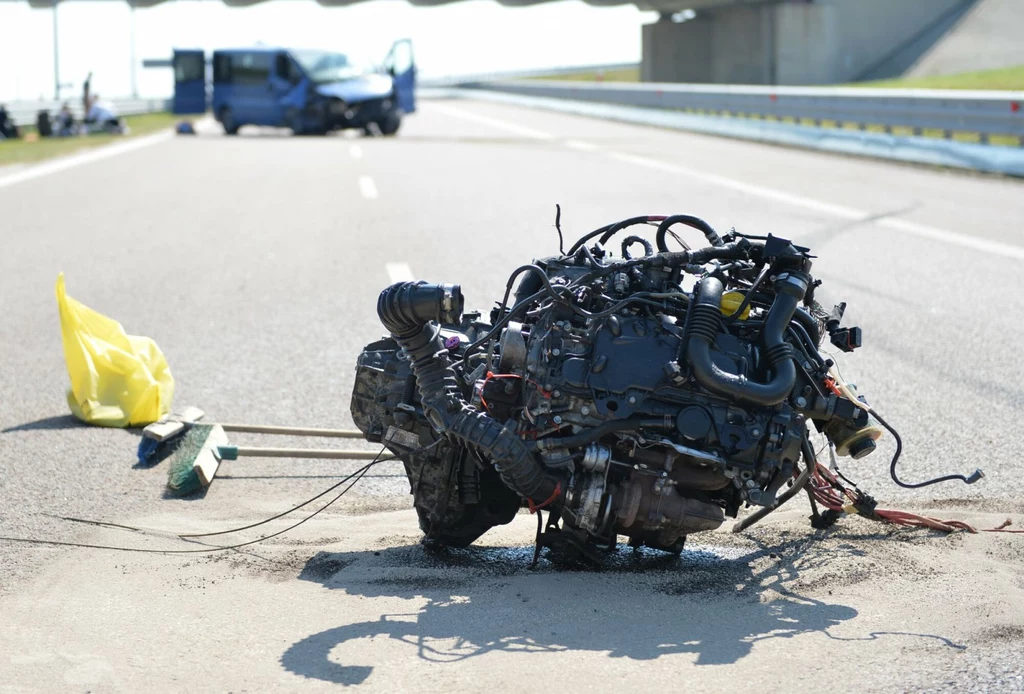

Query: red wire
left=528, top=483, right=562, bottom=514
left=479, top=372, right=522, bottom=413
left=808, top=460, right=1023, bottom=534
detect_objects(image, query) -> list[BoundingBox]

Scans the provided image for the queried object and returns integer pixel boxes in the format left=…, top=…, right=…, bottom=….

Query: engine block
left=352, top=215, right=880, bottom=563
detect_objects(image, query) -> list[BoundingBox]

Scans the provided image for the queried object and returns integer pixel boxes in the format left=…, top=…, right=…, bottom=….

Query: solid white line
left=349, top=144, right=363, bottom=159
left=429, top=102, right=556, bottom=140
left=875, top=217, right=1024, bottom=261
left=440, top=104, right=1024, bottom=261
left=359, top=176, right=378, bottom=199
left=386, top=262, right=414, bottom=283
left=604, top=150, right=865, bottom=221
left=0, top=129, right=174, bottom=191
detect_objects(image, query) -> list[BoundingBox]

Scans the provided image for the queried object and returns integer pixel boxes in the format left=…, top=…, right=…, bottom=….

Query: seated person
left=56, top=103, right=76, bottom=136
left=0, top=104, right=20, bottom=139
left=84, top=95, right=125, bottom=134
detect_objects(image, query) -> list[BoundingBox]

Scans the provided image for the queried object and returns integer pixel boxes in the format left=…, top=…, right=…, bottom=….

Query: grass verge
left=849, top=65, right=1024, bottom=90
left=526, top=67, right=640, bottom=83
left=0, top=112, right=183, bottom=168
left=523, top=64, right=1024, bottom=90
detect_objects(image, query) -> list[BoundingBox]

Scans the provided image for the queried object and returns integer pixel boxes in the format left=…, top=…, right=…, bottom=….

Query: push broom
left=165, top=424, right=381, bottom=496
left=137, top=406, right=364, bottom=465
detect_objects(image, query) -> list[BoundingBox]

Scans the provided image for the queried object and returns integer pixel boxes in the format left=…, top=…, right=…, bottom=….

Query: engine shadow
left=279, top=531, right=960, bottom=686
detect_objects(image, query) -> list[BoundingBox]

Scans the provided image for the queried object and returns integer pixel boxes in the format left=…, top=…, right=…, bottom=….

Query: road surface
left=1, top=98, right=1023, bottom=692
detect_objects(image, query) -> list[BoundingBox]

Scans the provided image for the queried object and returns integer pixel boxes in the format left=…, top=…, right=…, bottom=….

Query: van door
left=172, top=49, right=206, bottom=115
left=222, top=51, right=274, bottom=126
left=270, top=51, right=307, bottom=127
left=384, top=39, right=416, bottom=114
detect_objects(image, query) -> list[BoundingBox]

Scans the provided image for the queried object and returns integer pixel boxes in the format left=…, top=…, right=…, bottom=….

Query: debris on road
left=353, top=212, right=1001, bottom=565
left=137, top=406, right=362, bottom=465
left=56, top=273, right=173, bottom=427
left=165, top=424, right=380, bottom=496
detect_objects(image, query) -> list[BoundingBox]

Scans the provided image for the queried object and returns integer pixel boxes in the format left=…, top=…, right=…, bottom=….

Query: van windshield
left=292, top=50, right=363, bottom=85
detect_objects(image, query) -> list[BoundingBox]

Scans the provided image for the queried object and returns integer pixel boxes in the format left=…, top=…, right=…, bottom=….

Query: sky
left=0, top=0, right=657, bottom=102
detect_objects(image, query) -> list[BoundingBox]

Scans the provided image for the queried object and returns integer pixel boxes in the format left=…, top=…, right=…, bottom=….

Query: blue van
left=173, top=41, right=415, bottom=136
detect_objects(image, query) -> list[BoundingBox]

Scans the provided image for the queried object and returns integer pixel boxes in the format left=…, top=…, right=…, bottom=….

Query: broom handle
left=225, top=446, right=379, bottom=460
left=219, top=424, right=363, bottom=438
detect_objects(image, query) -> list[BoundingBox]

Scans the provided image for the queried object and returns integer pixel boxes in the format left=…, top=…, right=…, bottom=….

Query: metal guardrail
left=465, top=81, right=1024, bottom=147
left=422, top=63, right=638, bottom=88
left=4, top=97, right=171, bottom=128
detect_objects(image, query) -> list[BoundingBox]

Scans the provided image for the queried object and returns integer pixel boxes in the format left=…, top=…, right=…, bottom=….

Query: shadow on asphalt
left=278, top=533, right=960, bottom=686
left=1, top=414, right=86, bottom=433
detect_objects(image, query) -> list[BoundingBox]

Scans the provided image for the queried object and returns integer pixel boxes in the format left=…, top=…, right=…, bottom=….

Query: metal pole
left=130, top=0, right=138, bottom=98
left=52, top=0, right=59, bottom=100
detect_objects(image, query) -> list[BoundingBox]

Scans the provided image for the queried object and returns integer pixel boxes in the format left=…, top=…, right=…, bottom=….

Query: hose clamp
left=775, top=272, right=809, bottom=297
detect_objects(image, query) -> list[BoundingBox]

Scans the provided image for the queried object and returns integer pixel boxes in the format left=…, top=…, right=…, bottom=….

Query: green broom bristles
left=166, top=424, right=215, bottom=496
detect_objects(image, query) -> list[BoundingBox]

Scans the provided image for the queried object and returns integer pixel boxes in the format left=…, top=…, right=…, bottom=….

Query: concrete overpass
left=9, top=0, right=985, bottom=98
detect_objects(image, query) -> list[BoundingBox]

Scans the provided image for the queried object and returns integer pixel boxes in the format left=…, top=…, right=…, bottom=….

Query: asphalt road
left=1, top=97, right=1023, bottom=692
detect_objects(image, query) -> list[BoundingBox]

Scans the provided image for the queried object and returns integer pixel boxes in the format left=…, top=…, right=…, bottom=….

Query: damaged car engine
left=351, top=214, right=888, bottom=563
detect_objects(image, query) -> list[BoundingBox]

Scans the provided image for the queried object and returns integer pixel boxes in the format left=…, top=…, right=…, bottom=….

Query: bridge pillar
left=642, top=7, right=779, bottom=85
left=642, top=0, right=971, bottom=85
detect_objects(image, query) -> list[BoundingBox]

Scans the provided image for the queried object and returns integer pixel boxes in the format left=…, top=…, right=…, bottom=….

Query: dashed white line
left=359, top=175, right=378, bottom=199
left=0, top=129, right=174, bottom=191
left=429, top=102, right=556, bottom=141
left=565, top=139, right=600, bottom=152
left=349, top=144, right=363, bottom=159
left=386, top=262, right=415, bottom=283
left=431, top=104, right=1024, bottom=261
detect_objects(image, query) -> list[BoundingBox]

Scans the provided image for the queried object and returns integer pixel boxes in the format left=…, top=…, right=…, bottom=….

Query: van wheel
left=378, top=109, right=401, bottom=136
left=285, top=107, right=305, bottom=135
left=220, top=107, right=239, bottom=135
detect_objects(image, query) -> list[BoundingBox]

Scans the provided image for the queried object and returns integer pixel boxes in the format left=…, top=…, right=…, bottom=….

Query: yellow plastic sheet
left=56, top=273, right=174, bottom=427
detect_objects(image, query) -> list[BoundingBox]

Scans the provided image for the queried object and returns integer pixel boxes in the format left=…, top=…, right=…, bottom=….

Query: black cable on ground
left=875, top=408, right=983, bottom=489
left=0, top=448, right=388, bottom=555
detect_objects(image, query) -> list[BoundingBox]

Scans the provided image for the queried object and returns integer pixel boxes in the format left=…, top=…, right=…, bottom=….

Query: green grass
left=849, top=64, right=1024, bottom=90
left=526, top=67, right=640, bottom=83
left=0, top=111, right=183, bottom=168
left=524, top=63, right=1024, bottom=90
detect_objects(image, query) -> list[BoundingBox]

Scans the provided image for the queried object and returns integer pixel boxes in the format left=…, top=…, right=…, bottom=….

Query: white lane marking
left=605, top=150, right=865, bottom=220
left=349, top=144, right=363, bottom=159
left=609, top=152, right=1024, bottom=260
left=359, top=175, right=378, bottom=199
left=565, top=139, right=599, bottom=152
left=429, top=102, right=556, bottom=140
left=0, top=129, right=174, bottom=191
left=875, top=217, right=1024, bottom=261
left=386, top=262, right=414, bottom=283
left=440, top=105, right=1024, bottom=261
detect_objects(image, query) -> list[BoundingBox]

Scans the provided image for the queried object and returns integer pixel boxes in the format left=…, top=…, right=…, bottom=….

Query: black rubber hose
left=620, top=235, right=654, bottom=260
left=567, top=216, right=654, bottom=256
left=655, top=215, right=723, bottom=252
left=792, top=306, right=822, bottom=345
left=686, top=274, right=807, bottom=407
left=377, top=282, right=560, bottom=504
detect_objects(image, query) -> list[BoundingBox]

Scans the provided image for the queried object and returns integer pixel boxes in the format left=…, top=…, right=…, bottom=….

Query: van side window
left=231, top=52, right=271, bottom=85
left=213, top=54, right=232, bottom=84
left=175, top=53, right=204, bottom=83
left=274, top=53, right=300, bottom=84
